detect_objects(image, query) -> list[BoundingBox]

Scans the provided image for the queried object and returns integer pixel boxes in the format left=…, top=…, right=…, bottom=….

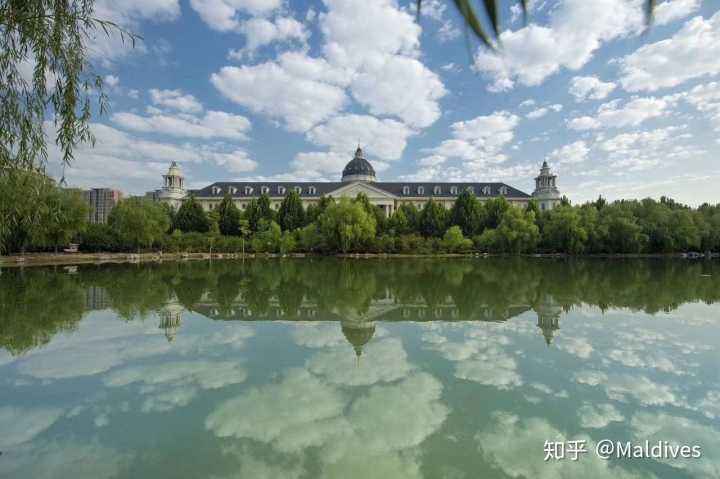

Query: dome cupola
left=341, top=146, right=376, bottom=183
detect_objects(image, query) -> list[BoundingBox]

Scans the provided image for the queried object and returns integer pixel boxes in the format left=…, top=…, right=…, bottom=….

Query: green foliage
left=317, top=198, right=376, bottom=253
left=108, top=198, right=170, bottom=251
left=388, top=208, right=412, bottom=235
left=449, top=190, right=485, bottom=236
left=79, top=223, right=117, bottom=252
left=173, top=196, right=210, bottom=233
left=419, top=199, right=448, bottom=237
left=483, top=197, right=510, bottom=230
left=217, top=194, right=242, bottom=236
left=251, top=220, right=283, bottom=253
left=258, top=193, right=275, bottom=222
left=278, top=190, right=306, bottom=231
left=478, top=207, right=539, bottom=254
left=441, top=226, right=473, bottom=253
left=0, top=170, right=56, bottom=253
left=36, top=188, right=89, bottom=252
left=542, top=205, right=588, bottom=254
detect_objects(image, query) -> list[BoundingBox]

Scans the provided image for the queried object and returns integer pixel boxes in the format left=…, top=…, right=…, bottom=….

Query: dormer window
left=212, top=186, right=222, bottom=195
left=308, top=186, right=317, bottom=195
left=229, top=187, right=237, bottom=195
left=244, top=186, right=253, bottom=195
left=278, top=186, right=286, bottom=195
left=294, top=186, right=302, bottom=194
left=450, top=186, right=458, bottom=195
left=481, top=185, right=491, bottom=196
left=402, top=186, right=410, bottom=195
left=261, top=186, right=269, bottom=195
left=433, top=186, right=442, bottom=195
left=417, top=186, right=424, bottom=195
left=499, top=185, right=509, bottom=196
left=466, top=186, right=474, bottom=194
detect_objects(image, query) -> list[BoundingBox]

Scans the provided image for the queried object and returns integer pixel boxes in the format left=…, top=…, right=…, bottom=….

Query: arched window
left=294, top=186, right=302, bottom=194
left=212, top=186, right=222, bottom=195
left=433, top=186, right=441, bottom=195
left=402, top=186, right=410, bottom=195
left=481, top=185, right=491, bottom=196
left=450, top=186, right=458, bottom=195
left=417, top=186, right=424, bottom=195
left=499, top=185, right=509, bottom=196
left=278, top=186, right=286, bottom=195
left=229, top=187, right=237, bottom=195
left=244, top=186, right=253, bottom=195
left=308, top=186, right=317, bottom=195
left=261, top=186, right=269, bottom=195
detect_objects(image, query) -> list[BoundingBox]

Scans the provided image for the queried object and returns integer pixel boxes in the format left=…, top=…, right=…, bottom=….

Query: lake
left=1, top=258, right=719, bottom=478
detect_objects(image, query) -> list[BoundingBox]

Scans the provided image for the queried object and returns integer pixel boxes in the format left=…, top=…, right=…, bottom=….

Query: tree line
left=2, top=171, right=720, bottom=255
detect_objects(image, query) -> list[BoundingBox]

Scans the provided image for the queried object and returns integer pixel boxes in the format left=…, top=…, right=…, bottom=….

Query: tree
left=354, top=192, right=387, bottom=233
left=217, top=194, right=242, bottom=236
left=483, top=197, right=510, bottom=230
left=542, top=205, right=588, bottom=254
left=173, top=196, right=210, bottom=233
left=478, top=207, right=539, bottom=254
left=38, top=187, right=89, bottom=252
left=388, top=208, right=411, bottom=235
left=251, top=219, right=282, bottom=253
left=398, top=203, right=420, bottom=233
left=418, top=199, right=448, bottom=237
left=108, top=198, right=170, bottom=252
left=244, top=198, right=261, bottom=232
left=441, top=226, right=473, bottom=253
left=317, top=198, right=376, bottom=253
left=1, top=0, right=138, bottom=170
left=278, top=190, right=305, bottom=231
left=0, top=169, right=54, bottom=253
left=258, top=193, right=275, bottom=222
left=449, top=190, right=485, bottom=236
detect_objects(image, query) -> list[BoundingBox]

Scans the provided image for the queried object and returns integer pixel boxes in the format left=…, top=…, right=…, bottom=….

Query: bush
left=79, top=224, right=119, bottom=252
left=440, top=226, right=473, bottom=253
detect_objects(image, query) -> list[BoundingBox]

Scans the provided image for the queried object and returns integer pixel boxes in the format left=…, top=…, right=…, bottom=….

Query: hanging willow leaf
left=483, top=0, right=501, bottom=37
left=644, top=0, right=657, bottom=26
left=452, top=0, right=494, bottom=49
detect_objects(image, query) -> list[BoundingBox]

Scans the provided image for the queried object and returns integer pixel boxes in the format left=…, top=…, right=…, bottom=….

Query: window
left=433, top=186, right=441, bottom=195
left=308, top=186, right=317, bottom=195
left=466, top=186, right=474, bottom=194
left=274, top=203, right=279, bottom=209
left=541, top=203, right=546, bottom=211
left=402, top=186, right=410, bottom=195
left=499, top=185, right=509, bottom=196
left=278, top=186, right=286, bottom=195
left=261, top=186, right=269, bottom=194
left=481, top=185, right=491, bottom=196
left=241, top=203, right=246, bottom=209
left=417, top=186, right=424, bottom=195
left=244, top=186, right=253, bottom=195
left=294, top=186, right=302, bottom=194
left=450, top=186, right=458, bottom=195
left=229, top=187, right=237, bottom=195
left=212, top=186, right=222, bottom=195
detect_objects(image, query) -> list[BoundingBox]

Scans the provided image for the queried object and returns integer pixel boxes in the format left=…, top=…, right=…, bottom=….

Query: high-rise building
left=84, top=188, right=123, bottom=224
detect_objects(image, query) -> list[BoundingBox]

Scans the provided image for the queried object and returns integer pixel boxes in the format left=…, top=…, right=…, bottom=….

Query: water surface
left=1, top=258, right=719, bottom=478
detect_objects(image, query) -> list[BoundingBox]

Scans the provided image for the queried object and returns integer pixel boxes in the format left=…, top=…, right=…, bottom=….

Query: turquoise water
left=1, top=259, right=719, bottom=478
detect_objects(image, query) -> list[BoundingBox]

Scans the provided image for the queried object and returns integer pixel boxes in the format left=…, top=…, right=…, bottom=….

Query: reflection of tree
left=0, top=268, right=86, bottom=355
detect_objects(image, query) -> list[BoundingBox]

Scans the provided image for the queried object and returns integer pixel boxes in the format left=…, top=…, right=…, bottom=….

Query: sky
left=47, top=0, right=720, bottom=205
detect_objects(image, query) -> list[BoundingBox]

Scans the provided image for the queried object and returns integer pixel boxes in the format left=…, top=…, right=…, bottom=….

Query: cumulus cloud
left=474, top=0, right=644, bottom=91
left=228, top=17, right=308, bottom=57
left=149, top=89, right=203, bottom=113
left=567, top=96, right=673, bottom=130
left=112, top=110, right=252, bottom=141
left=619, top=11, right=720, bottom=92
left=189, top=0, right=281, bottom=31
left=455, top=345, right=523, bottom=389
left=653, top=0, right=701, bottom=26
left=577, top=403, right=624, bottom=429
left=547, top=140, right=589, bottom=165
left=569, top=76, right=617, bottom=102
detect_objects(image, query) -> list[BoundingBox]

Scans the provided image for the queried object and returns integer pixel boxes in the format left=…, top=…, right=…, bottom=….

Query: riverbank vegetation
left=2, top=172, right=719, bottom=255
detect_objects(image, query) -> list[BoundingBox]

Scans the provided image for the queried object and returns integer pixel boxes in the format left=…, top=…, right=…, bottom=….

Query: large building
left=84, top=188, right=123, bottom=224
left=153, top=147, right=561, bottom=214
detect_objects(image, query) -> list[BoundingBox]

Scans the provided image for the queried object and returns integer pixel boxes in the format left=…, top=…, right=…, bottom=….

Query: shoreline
left=1, top=251, right=717, bottom=268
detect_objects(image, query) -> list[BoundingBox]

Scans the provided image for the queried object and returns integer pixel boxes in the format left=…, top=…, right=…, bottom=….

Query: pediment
left=326, top=182, right=397, bottom=200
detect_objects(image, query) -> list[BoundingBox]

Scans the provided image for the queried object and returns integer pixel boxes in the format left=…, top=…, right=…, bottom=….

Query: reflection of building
left=341, top=318, right=376, bottom=361
left=150, top=148, right=561, bottom=216
left=534, top=294, right=563, bottom=345
left=83, top=188, right=123, bottom=224
left=159, top=296, right=184, bottom=342
left=85, top=286, right=110, bottom=310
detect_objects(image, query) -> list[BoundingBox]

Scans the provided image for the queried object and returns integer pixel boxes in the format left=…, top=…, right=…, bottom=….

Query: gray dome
left=342, top=147, right=376, bottom=182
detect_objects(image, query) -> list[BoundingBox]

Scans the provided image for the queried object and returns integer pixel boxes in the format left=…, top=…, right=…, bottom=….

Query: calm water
left=1, top=258, right=719, bottom=479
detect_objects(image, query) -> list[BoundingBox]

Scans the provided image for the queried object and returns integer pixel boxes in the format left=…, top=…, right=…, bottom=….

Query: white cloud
left=569, top=76, right=617, bottom=102
left=683, top=81, right=720, bottom=130
left=291, top=151, right=353, bottom=177
left=149, top=89, right=203, bottom=113
left=526, top=107, right=549, bottom=119
left=474, top=0, right=644, bottom=91
left=211, top=62, right=348, bottom=132
left=189, top=0, right=281, bottom=31
left=455, top=346, right=523, bottom=389
left=112, top=110, right=251, bottom=140
left=229, top=17, right=308, bottom=57
left=307, top=114, right=414, bottom=161
left=577, top=403, right=624, bottom=429
left=567, top=96, right=672, bottom=130
left=653, top=0, right=701, bottom=26
left=547, top=140, right=589, bottom=165
left=619, top=11, right=720, bottom=92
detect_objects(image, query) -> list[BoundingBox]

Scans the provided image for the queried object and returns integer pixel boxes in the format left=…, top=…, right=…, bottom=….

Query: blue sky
left=50, top=0, right=720, bottom=205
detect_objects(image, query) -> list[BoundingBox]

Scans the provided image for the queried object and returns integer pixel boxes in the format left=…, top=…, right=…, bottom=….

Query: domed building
left=152, top=147, right=560, bottom=216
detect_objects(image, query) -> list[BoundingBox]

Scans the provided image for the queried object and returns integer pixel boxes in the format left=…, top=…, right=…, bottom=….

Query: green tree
left=388, top=208, right=411, bottom=235
left=418, top=199, right=448, bottom=237
left=542, top=205, right=588, bottom=254
left=258, top=193, right=275, bottom=222
left=354, top=192, right=387, bottom=233
left=478, top=207, right=539, bottom=254
left=600, top=206, right=647, bottom=253
left=317, top=198, right=376, bottom=253
left=398, top=203, right=420, bottom=233
left=251, top=219, right=282, bottom=253
left=217, top=194, right=242, bottom=236
left=108, top=198, right=170, bottom=252
left=0, top=170, right=54, bottom=253
left=38, top=187, right=89, bottom=252
left=244, top=198, right=261, bottom=232
left=173, top=196, right=210, bottom=233
left=441, top=226, right=473, bottom=253
left=449, top=190, right=485, bottom=236
left=483, top=197, right=510, bottom=230
left=278, top=190, right=306, bottom=231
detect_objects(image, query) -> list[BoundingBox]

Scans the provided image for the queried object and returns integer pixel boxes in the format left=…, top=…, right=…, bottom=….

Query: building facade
left=153, top=148, right=562, bottom=215
left=84, top=188, right=123, bottom=224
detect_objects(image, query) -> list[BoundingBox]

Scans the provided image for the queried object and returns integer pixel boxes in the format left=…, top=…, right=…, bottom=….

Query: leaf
left=644, top=0, right=657, bottom=26
left=482, top=0, right=500, bottom=37
left=453, top=0, right=494, bottom=49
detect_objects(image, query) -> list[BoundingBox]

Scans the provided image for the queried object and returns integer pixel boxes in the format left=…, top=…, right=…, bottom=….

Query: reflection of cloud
left=455, top=345, right=522, bottom=389
left=292, top=323, right=348, bottom=348
left=476, top=412, right=646, bottom=479
left=0, top=439, right=130, bottom=479
left=308, top=338, right=413, bottom=386
left=574, top=370, right=608, bottom=386
left=578, top=403, right=624, bottom=429
left=698, top=391, right=720, bottom=419
left=631, top=411, right=720, bottom=478
left=556, top=337, right=593, bottom=359
left=602, top=374, right=682, bottom=407
left=0, top=406, right=64, bottom=448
